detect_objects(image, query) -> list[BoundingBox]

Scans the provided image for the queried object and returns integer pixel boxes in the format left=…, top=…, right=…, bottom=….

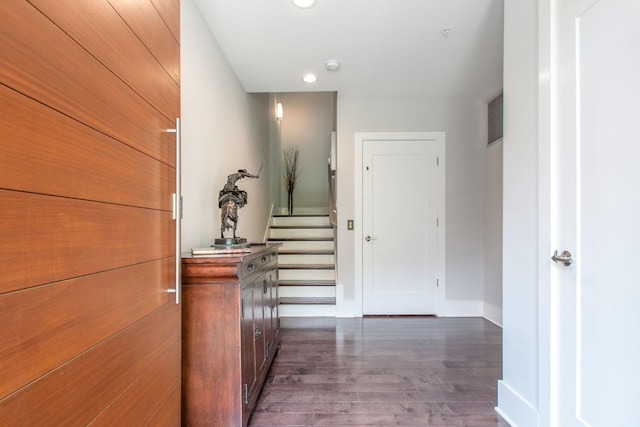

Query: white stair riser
left=274, top=207, right=328, bottom=216
left=280, top=304, right=337, bottom=317
left=278, top=254, right=335, bottom=265
left=270, top=212, right=337, bottom=318
left=279, top=286, right=336, bottom=298
left=269, top=228, right=334, bottom=239
left=272, top=216, right=330, bottom=227
left=276, top=240, right=334, bottom=251
left=279, top=269, right=335, bottom=281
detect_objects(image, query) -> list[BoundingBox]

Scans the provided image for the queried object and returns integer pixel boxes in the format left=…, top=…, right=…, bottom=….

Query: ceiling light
left=302, top=73, right=318, bottom=83
left=325, top=60, right=340, bottom=71
left=292, top=0, right=317, bottom=8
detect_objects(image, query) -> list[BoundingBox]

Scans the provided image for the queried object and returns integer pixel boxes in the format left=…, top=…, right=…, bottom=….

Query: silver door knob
left=551, top=250, right=573, bottom=266
left=365, top=235, right=376, bottom=242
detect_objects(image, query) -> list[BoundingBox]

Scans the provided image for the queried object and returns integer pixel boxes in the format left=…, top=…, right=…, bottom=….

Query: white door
left=362, top=138, right=441, bottom=314
left=553, top=0, right=640, bottom=425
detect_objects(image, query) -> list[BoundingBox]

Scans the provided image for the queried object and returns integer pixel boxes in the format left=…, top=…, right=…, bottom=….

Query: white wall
left=182, top=0, right=504, bottom=324
left=484, top=139, right=503, bottom=326
left=181, top=0, right=272, bottom=249
left=496, top=0, right=541, bottom=425
left=335, top=99, right=489, bottom=315
left=277, top=92, right=335, bottom=211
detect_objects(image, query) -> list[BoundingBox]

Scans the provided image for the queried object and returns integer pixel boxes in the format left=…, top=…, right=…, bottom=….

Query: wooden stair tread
left=273, top=214, right=329, bottom=218
left=280, top=297, right=336, bottom=305
left=268, top=237, right=333, bottom=242
left=278, top=249, right=335, bottom=255
left=270, top=225, right=333, bottom=230
left=272, top=213, right=337, bottom=311
left=279, top=280, right=336, bottom=287
left=279, top=264, right=335, bottom=270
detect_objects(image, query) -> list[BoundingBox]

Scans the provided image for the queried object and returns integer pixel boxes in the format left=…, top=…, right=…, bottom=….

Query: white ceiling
left=193, top=0, right=504, bottom=101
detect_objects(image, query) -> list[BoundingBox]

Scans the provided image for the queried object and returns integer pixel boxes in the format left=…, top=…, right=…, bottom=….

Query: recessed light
left=292, top=0, right=317, bottom=8
left=302, top=73, right=318, bottom=83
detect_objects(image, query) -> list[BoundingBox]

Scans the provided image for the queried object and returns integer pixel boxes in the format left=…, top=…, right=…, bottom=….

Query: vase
left=287, top=192, right=293, bottom=216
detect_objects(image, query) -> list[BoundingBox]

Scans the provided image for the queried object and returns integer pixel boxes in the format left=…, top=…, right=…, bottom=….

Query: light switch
left=347, top=219, right=354, bottom=230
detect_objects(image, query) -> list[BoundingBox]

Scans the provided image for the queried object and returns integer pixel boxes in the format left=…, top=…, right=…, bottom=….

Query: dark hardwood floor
left=249, top=316, right=508, bottom=427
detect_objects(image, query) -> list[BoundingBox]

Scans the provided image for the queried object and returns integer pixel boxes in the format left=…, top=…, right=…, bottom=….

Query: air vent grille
left=488, top=92, right=503, bottom=145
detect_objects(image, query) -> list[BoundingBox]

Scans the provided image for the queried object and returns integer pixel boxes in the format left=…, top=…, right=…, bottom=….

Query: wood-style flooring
left=249, top=316, right=508, bottom=427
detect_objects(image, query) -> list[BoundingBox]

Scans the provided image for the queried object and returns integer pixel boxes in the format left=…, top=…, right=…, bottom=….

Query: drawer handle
left=247, top=263, right=255, bottom=272
left=261, top=255, right=268, bottom=263
left=254, top=328, right=261, bottom=339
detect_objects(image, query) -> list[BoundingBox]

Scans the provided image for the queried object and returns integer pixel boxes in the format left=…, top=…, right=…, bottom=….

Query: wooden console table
left=181, top=243, right=281, bottom=427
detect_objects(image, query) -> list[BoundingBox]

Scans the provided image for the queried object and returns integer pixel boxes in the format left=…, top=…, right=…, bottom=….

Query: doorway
left=355, top=132, right=446, bottom=316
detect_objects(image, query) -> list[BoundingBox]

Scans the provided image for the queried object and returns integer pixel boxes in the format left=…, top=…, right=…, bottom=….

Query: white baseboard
left=335, top=295, right=494, bottom=319
left=319, top=292, right=502, bottom=321
left=494, top=407, right=517, bottom=427
left=496, top=380, right=539, bottom=427
left=280, top=304, right=336, bottom=317
left=439, top=300, right=483, bottom=317
left=335, top=283, right=362, bottom=318
left=335, top=301, right=361, bottom=318
left=483, top=302, right=503, bottom=327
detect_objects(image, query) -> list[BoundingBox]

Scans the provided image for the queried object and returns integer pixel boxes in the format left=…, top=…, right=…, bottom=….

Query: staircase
left=268, top=213, right=336, bottom=317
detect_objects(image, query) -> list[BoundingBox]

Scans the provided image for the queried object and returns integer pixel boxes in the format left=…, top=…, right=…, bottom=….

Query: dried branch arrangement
left=282, top=146, right=299, bottom=215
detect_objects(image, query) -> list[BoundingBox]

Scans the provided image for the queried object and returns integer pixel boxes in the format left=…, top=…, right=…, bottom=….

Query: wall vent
left=488, top=92, right=503, bottom=145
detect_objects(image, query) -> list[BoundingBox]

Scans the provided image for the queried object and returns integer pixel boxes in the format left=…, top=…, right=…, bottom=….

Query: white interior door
left=362, top=139, right=440, bottom=314
left=553, top=0, right=640, bottom=425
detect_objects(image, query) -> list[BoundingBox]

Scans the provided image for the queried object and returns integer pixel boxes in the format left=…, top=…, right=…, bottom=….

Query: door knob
left=551, top=250, right=573, bottom=266
left=365, top=235, right=376, bottom=242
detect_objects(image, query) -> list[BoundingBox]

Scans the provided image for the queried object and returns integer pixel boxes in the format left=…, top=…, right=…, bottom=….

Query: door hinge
left=243, top=383, right=249, bottom=404
left=241, top=298, right=245, bottom=318
left=436, top=217, right=439, bottom=227
left=437, top=157, right=439, bottom=166
left=171, top=193, right=184, bottom=220
left=437, top=278, right=439, bottom=287
left=266, top=342, right=270, bottom=358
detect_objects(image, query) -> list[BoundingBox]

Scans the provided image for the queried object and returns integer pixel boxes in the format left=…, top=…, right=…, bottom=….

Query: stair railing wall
left=328, top=164, right=337, bottom=227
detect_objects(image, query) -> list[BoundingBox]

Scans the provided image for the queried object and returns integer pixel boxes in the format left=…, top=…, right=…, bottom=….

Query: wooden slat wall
left=0, top=1, right=175, bottom=164
left=0, top=0, right=180, bottom=425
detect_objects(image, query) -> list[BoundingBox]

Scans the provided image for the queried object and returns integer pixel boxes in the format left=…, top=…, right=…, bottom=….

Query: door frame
left=354, top=132, right=446, bottom=317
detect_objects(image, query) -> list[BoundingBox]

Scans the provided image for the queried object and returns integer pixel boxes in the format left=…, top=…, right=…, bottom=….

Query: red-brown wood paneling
left=88, top=340, right=181, bottom=426
left=0, top=190, right=174, bottom=294
left=0, top=303, right=181, bottom=426
left=108, top=0, right=181, bottom=85
left=1, top=85, right=174, bottom=211
left=0, top=258, right=174, bottom=399
left=150, top=0, right=181, bottom=43
left=1, top=0, right=180, bottom=423
left=149, top=382, right=182, bottom=426
left=0, top=1, right=175, bottom=165
left=28, top=0, right=180, bottom=121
